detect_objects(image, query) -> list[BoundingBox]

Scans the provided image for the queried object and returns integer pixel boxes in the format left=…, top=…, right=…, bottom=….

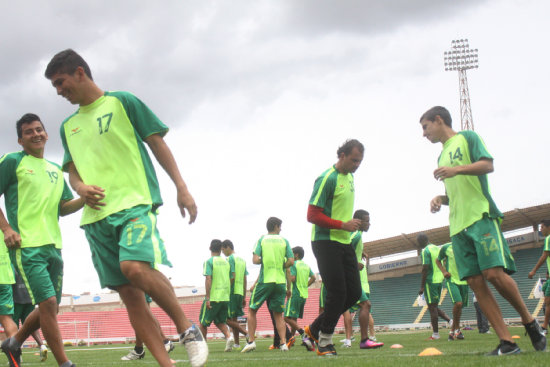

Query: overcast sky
left=1, top=0, right=548, bottom=294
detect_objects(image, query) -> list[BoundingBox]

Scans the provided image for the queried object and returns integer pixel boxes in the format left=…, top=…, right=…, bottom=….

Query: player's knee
left=120, top=260, right=148, bottom=281
left=455, top=302, right=463, bottom=308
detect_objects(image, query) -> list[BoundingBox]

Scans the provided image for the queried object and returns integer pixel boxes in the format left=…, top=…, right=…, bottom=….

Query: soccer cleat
left=40, top=344, right=48, bottom=362
left=524, top=319, right=547, bottom=351
left=224, top=336, right=234, bottom=352
left=304, top=325, right=319, bottom=344
left=1, top=338, right=22, bottom=367
left=280, top=344, right=289, bottom=352
left=316, top=343, right=337, bottom=357
left=268, top=344, right=279, bottom=350
left=542, top=327, right=548, bottom=336
left=301, top=336, right=315, bottom=352
left=447, top=319, right=453, bottom=328
left=342, top=339, right=352, bottom=348
left=455, top=330, right=465, bottom=340
left=486, top=340, right=521, bottom=356
left=286, top=335, right=296, bottom=348
left=241, top=341, right=256, bottom=353
left=428, top=333, right=440, bottom=340
left=180, top=324, right=209, bottom=367
left=165, top=340, right=175, bottom=353
left=448, top=331, right=455, bottom=341
left=359, top=338, right=383, bottom=349
left=121, top=349, right=145, bottom=360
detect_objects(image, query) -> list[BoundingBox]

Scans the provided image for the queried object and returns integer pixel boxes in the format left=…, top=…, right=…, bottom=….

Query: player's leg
left=357, top=301, right=370, bottom=341
left=427, top=303, right=439, bottom=334
left=543, top=296, right=550, bottom=331
left=38, top=296, right=70, bottom=365
left=368, top=313, right=375, bottom=339
left=272, top=311, right=287, bottom=346
left=483, top=267, right=532, bottom=323
left=452, top=302, right=463, bottom=331
left=118, top=283, right=173, bottom=367
left=342, top=311, right=352, bottom=341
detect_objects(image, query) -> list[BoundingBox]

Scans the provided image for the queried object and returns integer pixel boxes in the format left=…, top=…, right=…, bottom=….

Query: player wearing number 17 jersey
left=420, top=105, right=546, bottom=355
left=45, top=49, right=207, bottom=367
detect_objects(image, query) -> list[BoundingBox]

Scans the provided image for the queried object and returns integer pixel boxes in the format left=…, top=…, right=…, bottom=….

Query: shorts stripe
left=491, top=219, right=507, bottom=266
left=199, top=301, right=208, bottom=325
left=424, top=282, right=431, bottom=303
left=148, top=211, right=161, bottom=270
left=14, top=250, right=35, bottom=305
left=446, top=282, right=456, bottom=304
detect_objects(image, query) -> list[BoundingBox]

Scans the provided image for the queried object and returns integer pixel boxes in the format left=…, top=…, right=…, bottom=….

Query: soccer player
left=304, top=139, right=364, bottom=357
left=528, top=220, right=550, bottom=334
left=44, top=49, right=207, bottom=367
left=199, top=240, right=233, bottom=352
left=416, top=233, right=451, bottom=340
left=343, top=209, right=383, bottom=349
left=241, top=217, right=294, bottom=353
left=436, top=242, right=469, bottom=340
left=221, top=239, right=249, bottom=349
left=0, top=113, right=84, bottom=367
left=284, top=246, right=316, bottom=348
left=420, top=105, right=546, bottom=354
left=121, top=294, right=175, bottom=360
left=12, top=268, right=49, bottom=362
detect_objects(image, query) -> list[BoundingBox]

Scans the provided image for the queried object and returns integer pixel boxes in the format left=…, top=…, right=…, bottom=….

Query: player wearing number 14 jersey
left=420, top=105, right=546, bottom=356
left=45, top=49, right=207, bottom=367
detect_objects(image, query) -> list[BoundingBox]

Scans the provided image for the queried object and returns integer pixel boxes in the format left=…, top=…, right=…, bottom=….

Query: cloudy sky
left=0, top=0, right=548, bottom=294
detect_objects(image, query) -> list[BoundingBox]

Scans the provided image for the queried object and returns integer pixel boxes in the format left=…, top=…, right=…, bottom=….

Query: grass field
left=13, top=327, right=548, bottom=366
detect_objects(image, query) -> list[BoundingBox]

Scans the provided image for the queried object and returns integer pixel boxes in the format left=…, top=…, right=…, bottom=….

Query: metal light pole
left=444, top=39, right=479, bottom=131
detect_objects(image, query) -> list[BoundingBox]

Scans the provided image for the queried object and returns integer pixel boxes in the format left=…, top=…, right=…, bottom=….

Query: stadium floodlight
left=444, top=39, right=479, bottom=131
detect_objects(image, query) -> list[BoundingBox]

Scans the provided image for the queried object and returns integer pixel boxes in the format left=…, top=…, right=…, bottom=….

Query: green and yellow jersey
left=254, top=234, right=293, bottom=284
left=544, top=235, right=550, bottom=272
left=203, top=255, right=232, bottom=302
left=422, top=244, right=444, bottom=284
left=290, top=259, right=314, bottom=298
left=227, top=254, right=248, bottom=296
left=437, top=243, right=467, bottom=285
left=309, top=166, right=355, bottom=244
left=0, top=151, right=73, bottom=249
left=351, top=231, right=370, bottom=293
left=60, top=91, right=167, bottom=226
left=439, top=131, right=502, bottom=236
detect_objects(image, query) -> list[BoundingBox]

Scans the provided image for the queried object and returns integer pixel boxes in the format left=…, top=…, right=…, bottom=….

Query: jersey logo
left=25, top=169, right=34, bottom=175
left=129, top=218, right=139, bottom=222
left=70, top=127, right=82, bottom=136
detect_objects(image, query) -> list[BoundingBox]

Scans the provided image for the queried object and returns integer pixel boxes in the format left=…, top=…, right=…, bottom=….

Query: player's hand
left=341, top=219, right=362, bottom=232
left=430, top=196, right=443, bottom=213
left=2, top=227, right=21, bottom=249
left=286, top=289, right=291, bottom=299
left=443, top=271, right=451, bottom=279
left=528, top=271, right=535, bottom=279
left=418, top=288, right=424, bottom=295
left=433, top=166, right=457, bottom=181
left=358, top=263, right=364, bottom=270
left=177, top=188, right=197, bottom=224
left=77, top=184, right=105, bottom=210
left=206, top=300, right=211, bottom=309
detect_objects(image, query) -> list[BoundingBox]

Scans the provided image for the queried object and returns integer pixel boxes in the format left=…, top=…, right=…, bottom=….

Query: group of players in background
left=0, top=47, right=548, bottom=367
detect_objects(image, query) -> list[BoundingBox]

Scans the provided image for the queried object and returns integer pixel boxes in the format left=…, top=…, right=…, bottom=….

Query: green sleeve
left=290, top=264, right=297, bottom=276
left=203, top=258, right=213, bottom=276
left=59, top=119, right=74, bottom=171
left=0, top=154, right=16, bottom=195
left=437, top=244, right=449, bottom=261
left=421, top=248, right=430, bottom=265
left=254, top=237, right=263, bottom=257
left=309, top=169, right=336, bottom=207
left=285, top=240, right=293, bottom=259
left=462, top=131, right=492, bottom=163
left=544, top=236, right=550, bottom=252
left=108, top=91, right=169, bottom=140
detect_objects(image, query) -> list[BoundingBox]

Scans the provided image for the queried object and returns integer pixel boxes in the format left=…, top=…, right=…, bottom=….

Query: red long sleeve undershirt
left=307, top=205, right=343, bottom=229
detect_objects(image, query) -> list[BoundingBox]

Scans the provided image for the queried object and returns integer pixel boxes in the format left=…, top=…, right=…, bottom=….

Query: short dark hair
left=416, top=233, right=429, bottom=247
left=354, top=209, right=369, bottom=219
left=221, top=239, right=234, bottom=250
left=16, top=113, right=45, bottom=139
left=45, top=49, right=93, bottom=80
left=266, top=217, right=282, bottom=232
left=541, top=219, right=550, bottom=227
left=337, top=139, right=364, bottom=157
left=419, top=106, right=452, bottom=128
left=209, top=239, right=222, bottom=253
left=292, top=246, right=304, bottom=260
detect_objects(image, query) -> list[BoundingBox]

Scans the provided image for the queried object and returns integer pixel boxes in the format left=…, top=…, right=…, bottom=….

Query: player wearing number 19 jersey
left=46, top=49, right=207, bottom=367
left=420, top=105, right=545, bottom=355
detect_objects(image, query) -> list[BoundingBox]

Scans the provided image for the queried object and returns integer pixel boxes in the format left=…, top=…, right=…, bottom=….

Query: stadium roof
left=365, top=203, right=550, bottom=258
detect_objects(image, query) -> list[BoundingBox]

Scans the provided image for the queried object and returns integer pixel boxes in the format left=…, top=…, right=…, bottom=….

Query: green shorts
left=13, top=303, right=34, bottom=326
left=83, top=205, right=172, bottom=289
left=199, top=300, right=229, bottom=326
left=228, top=293, right=244, bottom=318
left=319, top=283, right=326, bottom=309
left=543, top=280, right=550, bottom=298
left=0, top=284, right=14, bottom=316
left=284, top=294, right=306, bottom=319
left=446, top=281, right=469, bottom=307
left=348, top=291, right=370, bottom=313
left=452, top=216, right=516, bottom=280
left=249, top=283, right=286, bottom=312
left=424, top=282, right=442, bottom=305
left=10, top=245, right=63, bottom=304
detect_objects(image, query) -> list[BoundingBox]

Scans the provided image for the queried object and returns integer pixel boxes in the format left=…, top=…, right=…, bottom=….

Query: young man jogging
left=420, top=105, right=546, bottom=355
left=44, top=49, right=207, bottom=367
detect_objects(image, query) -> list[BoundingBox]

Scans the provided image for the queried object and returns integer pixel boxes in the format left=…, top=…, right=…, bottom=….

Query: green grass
left=15, top=327, right=547, bottom=366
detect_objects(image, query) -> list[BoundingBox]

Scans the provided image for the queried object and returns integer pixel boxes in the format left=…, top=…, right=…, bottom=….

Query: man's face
left=420, top=117, right=443, bottom=144
left=339, top=147, right=364, bottom=174
left=221, top=247, right=231, bottom=256
left=18, top=120, right=48, bottom=154
left=359, top=214, right=370, bottom=232
left=541, top=224, right=550, bottom=237
left=49, top=70, right=83, bottom=105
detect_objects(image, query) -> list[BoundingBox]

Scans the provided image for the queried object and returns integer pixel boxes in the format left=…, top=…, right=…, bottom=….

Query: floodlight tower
left=444, top=39, right=479, bottom=130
